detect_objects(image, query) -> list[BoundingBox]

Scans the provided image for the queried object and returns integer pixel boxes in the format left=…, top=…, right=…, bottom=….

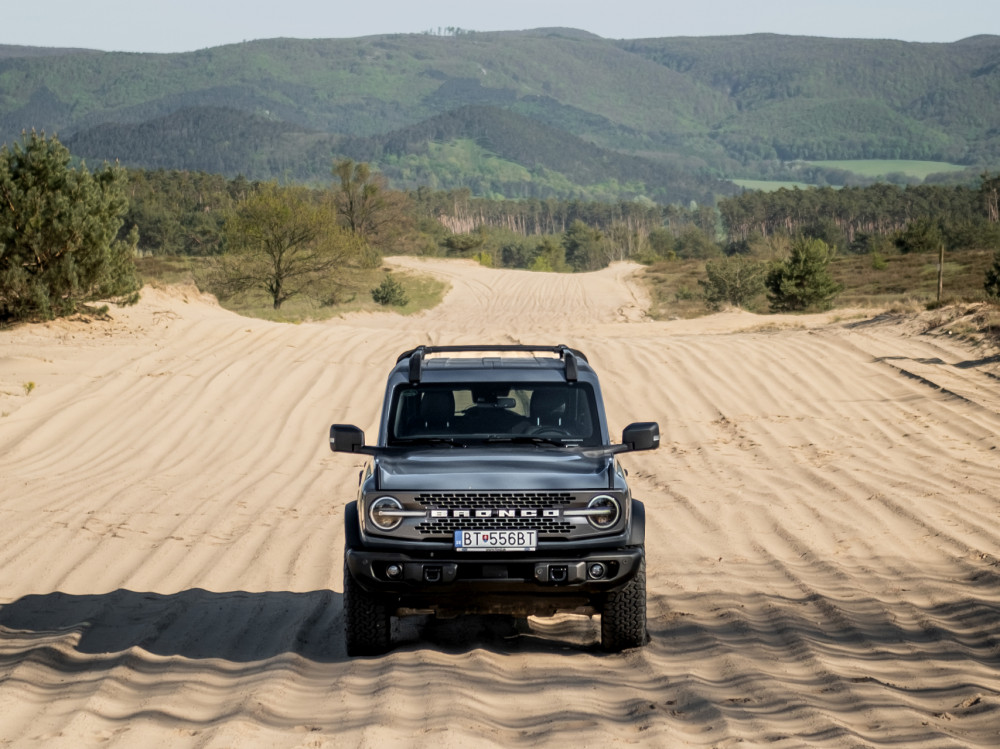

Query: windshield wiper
left=486, top=436, right=567, bottom=447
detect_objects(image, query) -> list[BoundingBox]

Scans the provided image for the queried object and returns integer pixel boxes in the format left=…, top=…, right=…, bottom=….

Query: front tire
left=343, top=556, right=391, bottom=656
left=600, top=552, right=647, bottom=652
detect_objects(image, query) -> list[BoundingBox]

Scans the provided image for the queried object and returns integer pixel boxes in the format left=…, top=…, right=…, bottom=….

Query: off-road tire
left=343, top=557, right=391, bottom=656
left=600, top=552, right=647, bottom=652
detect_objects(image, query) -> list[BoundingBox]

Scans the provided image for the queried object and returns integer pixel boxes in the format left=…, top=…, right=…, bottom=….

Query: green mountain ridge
left=2, top=30, right=998, bottom=202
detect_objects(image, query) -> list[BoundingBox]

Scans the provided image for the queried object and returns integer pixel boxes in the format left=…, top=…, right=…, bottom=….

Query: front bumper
left=345, top=546, right=643, bottom=617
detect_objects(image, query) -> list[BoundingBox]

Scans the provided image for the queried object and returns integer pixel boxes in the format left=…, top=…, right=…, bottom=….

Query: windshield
left=388, top=382, right=600, bottom=446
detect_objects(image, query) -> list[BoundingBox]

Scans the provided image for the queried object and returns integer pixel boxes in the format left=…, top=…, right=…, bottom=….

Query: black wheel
left=600, top=552, right=647, bottom=652
left=343, top=556, right=391, bottom=656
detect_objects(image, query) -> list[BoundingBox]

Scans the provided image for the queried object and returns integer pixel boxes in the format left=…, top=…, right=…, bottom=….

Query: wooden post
left=937, top=243, right=944, bottom=304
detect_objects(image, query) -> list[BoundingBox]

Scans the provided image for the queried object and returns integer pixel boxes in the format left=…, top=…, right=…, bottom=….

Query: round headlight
left=586, top=495, right=621, bottom=529
left=369, top=496, right=403, bottom=531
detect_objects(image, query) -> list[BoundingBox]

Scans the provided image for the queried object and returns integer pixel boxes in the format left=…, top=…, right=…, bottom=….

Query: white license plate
left=454, top=529, right=537, bottom=551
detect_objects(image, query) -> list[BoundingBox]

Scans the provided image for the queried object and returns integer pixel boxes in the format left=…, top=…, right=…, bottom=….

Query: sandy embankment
left=1, top=257, right=998, bottom=747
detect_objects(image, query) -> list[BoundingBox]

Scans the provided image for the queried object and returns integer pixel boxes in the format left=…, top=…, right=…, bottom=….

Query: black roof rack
left=397, top=345, right=587, bottom=384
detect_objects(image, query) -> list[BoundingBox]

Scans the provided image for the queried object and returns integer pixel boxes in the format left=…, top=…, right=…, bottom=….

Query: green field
left=806, top=160, right=969, bottom=180
left=731, top=179, right=814, bottom=192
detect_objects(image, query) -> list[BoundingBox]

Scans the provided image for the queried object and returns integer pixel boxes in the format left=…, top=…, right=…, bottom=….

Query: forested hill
left=1, top=30, right=998, bottom=203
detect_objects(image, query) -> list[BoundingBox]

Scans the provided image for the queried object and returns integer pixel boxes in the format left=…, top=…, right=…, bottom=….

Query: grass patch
left=135, top=254, right=205, bottom=286
left=642, top=259, right=721, bottom=319
left=640, top=247, right=996, bottom=320
left=135, top=256, right=448, bottom=322
left=218, top=267, right=448, bottom=322
left=392, top=271, right=450, bottom=315
left=737, top=321, right=807, bottom=334
left=831, top=248, right=994, bottom=308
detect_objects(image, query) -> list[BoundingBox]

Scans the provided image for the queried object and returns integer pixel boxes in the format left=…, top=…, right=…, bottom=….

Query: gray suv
left=330, top=345, right=659, bottom=655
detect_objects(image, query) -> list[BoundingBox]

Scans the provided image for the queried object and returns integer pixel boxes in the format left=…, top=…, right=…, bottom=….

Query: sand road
left=1, top=257, right=999, bottom=747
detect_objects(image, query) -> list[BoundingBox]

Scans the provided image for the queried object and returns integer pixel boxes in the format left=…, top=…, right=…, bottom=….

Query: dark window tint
left=389, top=382, right=598, bottom=446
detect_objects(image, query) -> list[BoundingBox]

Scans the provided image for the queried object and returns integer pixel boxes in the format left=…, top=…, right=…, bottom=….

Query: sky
left=1, top=0, right=997, bottom=53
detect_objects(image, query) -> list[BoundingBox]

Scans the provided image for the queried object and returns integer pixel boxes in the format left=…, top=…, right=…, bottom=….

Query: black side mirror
left=330, top=424, right=365, bottom=453
left=622, top=422, right=659, bottom=452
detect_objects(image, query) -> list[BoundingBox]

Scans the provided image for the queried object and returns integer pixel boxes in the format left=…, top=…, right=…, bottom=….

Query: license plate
left=454, top=529, right=537, bottom=551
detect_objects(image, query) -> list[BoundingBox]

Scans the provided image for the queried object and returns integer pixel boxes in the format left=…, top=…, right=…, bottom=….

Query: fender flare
left=628, top=499, right=645, bottom=547
left=344, top=500, right=362, bottom=549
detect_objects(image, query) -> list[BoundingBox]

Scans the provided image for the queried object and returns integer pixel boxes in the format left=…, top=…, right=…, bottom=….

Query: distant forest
left=2, top=31, right=998, bottom=203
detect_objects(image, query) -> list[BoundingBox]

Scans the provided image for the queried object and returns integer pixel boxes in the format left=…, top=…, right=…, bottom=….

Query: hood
left=375, top=447, right=613, bottom=491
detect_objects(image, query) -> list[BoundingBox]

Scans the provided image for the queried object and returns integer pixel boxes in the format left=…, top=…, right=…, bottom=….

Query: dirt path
left=1, top=259, right=998, bottom=747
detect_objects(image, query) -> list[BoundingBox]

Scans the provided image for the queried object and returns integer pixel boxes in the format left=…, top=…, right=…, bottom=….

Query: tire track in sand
left=1, top=263, right=999, bottom=747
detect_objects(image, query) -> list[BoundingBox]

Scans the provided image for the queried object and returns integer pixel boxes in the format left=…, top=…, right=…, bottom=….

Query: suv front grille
left=414, top=491, right=575, bottom=536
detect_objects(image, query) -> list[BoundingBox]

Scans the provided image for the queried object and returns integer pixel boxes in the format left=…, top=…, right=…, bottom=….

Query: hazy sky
left=2, top=0, right=996, bottom=52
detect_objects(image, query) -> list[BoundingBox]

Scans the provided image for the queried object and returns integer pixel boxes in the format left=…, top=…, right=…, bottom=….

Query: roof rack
left=397, top=345, right=587, bottom=384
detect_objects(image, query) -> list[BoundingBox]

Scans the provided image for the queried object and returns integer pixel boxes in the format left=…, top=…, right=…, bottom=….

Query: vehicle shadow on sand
left=0, top=588, right=606, bottom=665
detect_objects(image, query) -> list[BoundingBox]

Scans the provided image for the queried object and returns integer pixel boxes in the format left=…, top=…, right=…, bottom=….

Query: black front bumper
left=345, top=546, right=643, bottom=617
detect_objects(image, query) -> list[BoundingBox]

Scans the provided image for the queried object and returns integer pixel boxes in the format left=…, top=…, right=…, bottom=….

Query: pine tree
left=0, top=132, right=140, bottom=321
left=765, top=237, right=841, bottom=312
left=370, top=274, right=409, bottom=306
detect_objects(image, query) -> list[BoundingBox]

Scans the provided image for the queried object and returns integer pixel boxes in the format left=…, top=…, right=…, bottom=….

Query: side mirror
left=622, top=422, right=659, bottom=452
left=330, top=424, right=365, bottom=453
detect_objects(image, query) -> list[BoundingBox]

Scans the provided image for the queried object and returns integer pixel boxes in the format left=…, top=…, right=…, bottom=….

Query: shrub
left=700, top=256, right=768, bottom=310
left=985, top=249, right=1000, bottom=299
left=765, top=237, right=842, bottom=312
left=371, top=274, right=409, bottom=306
left=894, top=218, right=942, bottom=254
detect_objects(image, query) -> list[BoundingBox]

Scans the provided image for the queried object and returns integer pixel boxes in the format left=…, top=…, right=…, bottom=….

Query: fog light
left=588, top=562, right=607, bottom=580
left=386, top=564, right=402, bottom=579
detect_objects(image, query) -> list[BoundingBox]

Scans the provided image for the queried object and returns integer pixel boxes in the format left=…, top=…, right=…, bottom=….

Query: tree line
left=3, top=133, right=1000, bottom=323
left=0, top=134, right=408, bottom=319
left=717, top=179, right=1000, bottom=252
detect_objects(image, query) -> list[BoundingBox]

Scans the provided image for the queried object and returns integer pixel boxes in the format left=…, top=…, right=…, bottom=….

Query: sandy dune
left=1, top=257, right=999, bottom=747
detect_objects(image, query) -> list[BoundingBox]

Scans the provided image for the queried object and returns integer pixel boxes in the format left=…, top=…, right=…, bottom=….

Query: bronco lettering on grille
left=428, top=508, right=562, bottom=518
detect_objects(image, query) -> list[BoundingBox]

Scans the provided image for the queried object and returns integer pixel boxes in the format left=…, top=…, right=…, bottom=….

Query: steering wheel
left=526, top=426, right=572, bottom=438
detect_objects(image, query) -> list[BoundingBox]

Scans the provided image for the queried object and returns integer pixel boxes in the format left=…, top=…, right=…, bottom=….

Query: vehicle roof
left=394, top=345, right=592, bottom=384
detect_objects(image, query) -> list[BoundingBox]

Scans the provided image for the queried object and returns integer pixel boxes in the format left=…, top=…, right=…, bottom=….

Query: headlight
left=583, top=495, right=621, bottom=529
left=369, top=496, right=404, bottom=531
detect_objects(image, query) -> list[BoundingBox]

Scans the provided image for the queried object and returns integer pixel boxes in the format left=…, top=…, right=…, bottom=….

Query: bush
left=700, top=256, right=768, bottom=310
left=985, top=249, right=1000, bottom=300
left=371, top=274, right=409, bottom=306
left=673, top=226, right=721, bottom=259
left=765, top=237, right=841, bottom=312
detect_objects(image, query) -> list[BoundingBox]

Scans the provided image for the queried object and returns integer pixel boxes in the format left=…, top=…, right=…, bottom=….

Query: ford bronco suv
left=330, top=345, right=659, bottom=655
